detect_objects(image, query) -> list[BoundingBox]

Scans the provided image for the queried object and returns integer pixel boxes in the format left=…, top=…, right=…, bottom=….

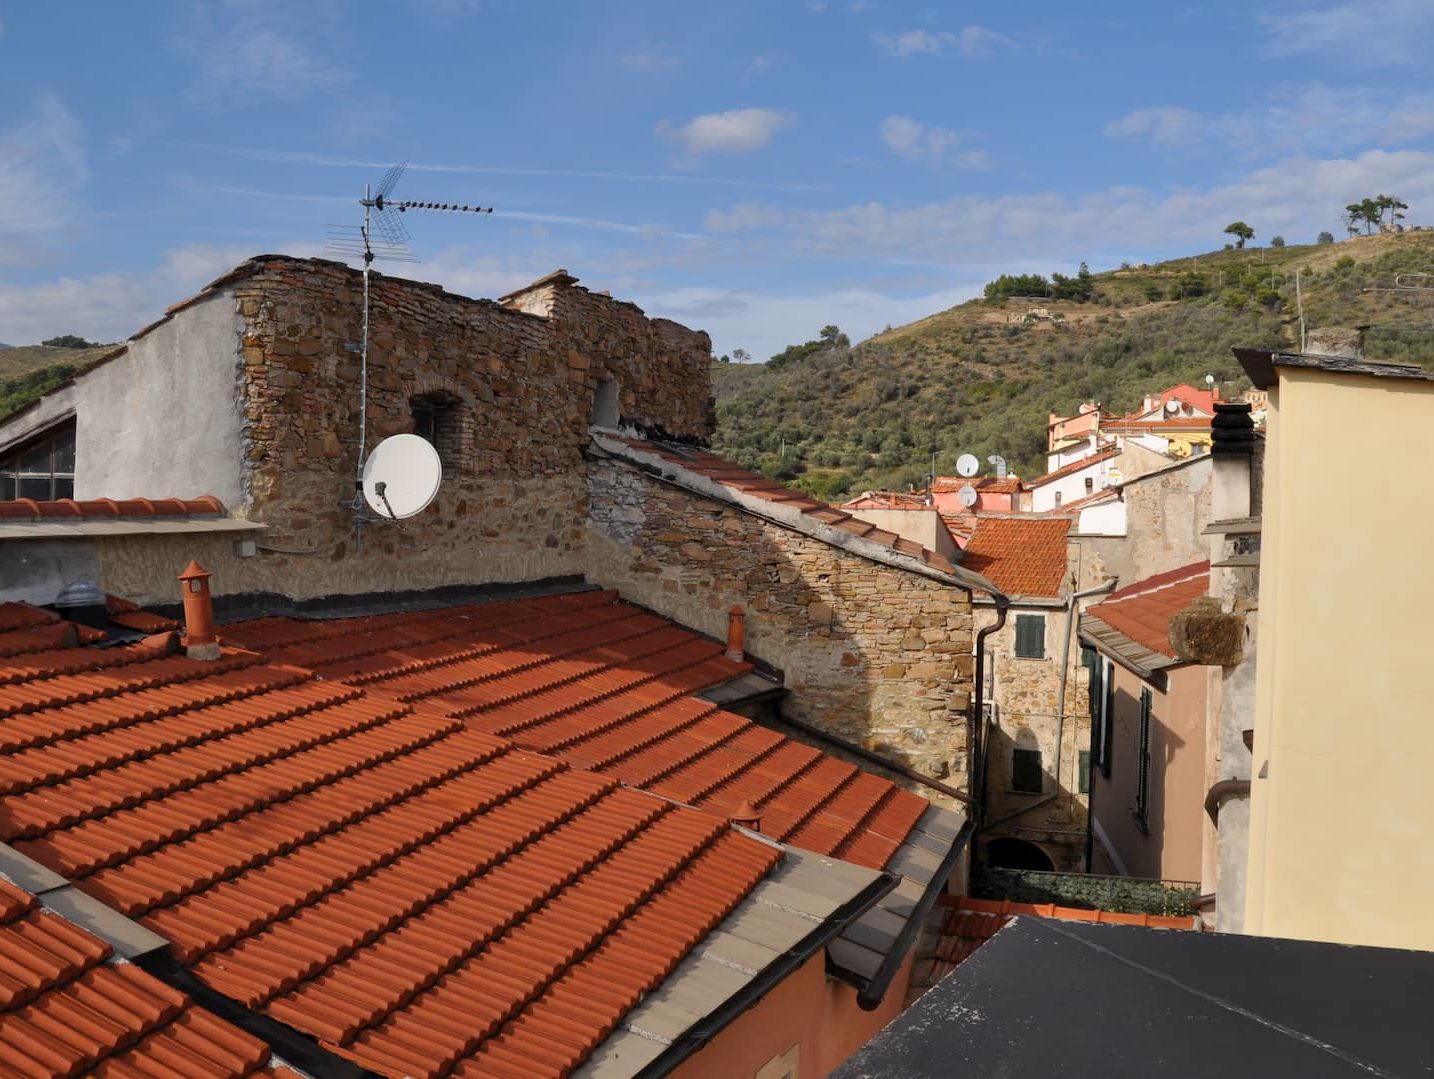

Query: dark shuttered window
left=1135, top=688, right=1153, bottom=828
left=1014, top=614, right=1045, bottom=659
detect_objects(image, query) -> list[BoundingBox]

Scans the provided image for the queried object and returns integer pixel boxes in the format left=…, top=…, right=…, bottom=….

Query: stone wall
left=9, top=257, right=713, bottom=606
left=586, top=457, right=975, bottom=805
left=1075, top=456, right=1213, bottom=590
left=977, top=602, right=1091, bottom=872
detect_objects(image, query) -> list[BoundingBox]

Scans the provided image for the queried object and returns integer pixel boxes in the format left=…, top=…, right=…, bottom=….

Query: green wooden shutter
left=1136, top=688, right=1152, bottom=826
left=1015, top=614, right=1045, bottom=659
left=1078, top=750, right=1091, bottom=794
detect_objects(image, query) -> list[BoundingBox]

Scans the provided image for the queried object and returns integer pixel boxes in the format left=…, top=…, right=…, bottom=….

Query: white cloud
left=1105, top=83, right=1434, bottom=157
left=1103, top=107, right=1203, bottom=146
left=172, top=2, right=350, bottom=100
left=658, top=108, right=795, bottom=157
left=703, top=148, right=1434, bottom=265
left=620, top=47, right=679, bottom=72
left=880, top=115, right=989, bottom=168
left=1260, top=0, right=1434, bottom=65
left=638, top=282, right=980, bottom=362
left=704, top=202, right=786, bottom=232
left=872, top=26, right=1013, bottom=57
left=0, top=243, right=256, bottom=345
left=0, top=95, right=88, bottom=239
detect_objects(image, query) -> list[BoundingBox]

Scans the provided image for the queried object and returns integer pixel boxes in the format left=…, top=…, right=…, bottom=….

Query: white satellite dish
left=956, top=453, right=980, bottom=478
left=362, top=433, right=442, bottom=519
left=958, top=484, right=979, bottom=508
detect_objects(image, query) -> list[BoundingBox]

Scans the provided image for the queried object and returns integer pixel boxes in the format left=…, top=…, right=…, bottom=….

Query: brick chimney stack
left=726, top=605, right=745, bottom=662
left=177, top=560, right=220, bottom=661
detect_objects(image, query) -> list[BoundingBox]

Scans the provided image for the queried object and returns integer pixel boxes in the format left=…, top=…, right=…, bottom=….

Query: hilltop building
left=0, top=255, right=1010, bottom=1075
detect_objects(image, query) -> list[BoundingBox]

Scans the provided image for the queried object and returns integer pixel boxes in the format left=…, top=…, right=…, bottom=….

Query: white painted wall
left=0, top=290, right=247, bottom=508
left=1028, top=458, right=1116, bottom=512
left=1076, top=499, right=1126, bottom=536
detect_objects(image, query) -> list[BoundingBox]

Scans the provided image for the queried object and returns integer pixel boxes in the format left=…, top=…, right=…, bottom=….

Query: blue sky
left=3, top=1, right=1434, bottom=359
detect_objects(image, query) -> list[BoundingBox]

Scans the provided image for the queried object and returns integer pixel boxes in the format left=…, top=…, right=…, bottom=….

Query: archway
left=985, top=837, right=1055, bottom=872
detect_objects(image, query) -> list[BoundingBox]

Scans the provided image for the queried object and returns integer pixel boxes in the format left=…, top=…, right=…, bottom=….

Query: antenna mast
left=325, top=162, right=494, bottom=550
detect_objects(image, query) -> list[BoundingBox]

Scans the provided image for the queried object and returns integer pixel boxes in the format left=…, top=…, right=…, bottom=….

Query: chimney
left=726, top=605, right=745, bottom=662
left=730, top=799, right=763, bottom=831
left=177, top=560, right=220, bottom=661
left=1304, top=325, right=1366, bottom=360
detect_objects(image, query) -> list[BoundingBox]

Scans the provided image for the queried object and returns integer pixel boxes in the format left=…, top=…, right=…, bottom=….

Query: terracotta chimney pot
left=177, top=560, right=220, bottom=661
left=730, top=799, right=763, bottom=831
left=726, top=605, right=745, bottom=662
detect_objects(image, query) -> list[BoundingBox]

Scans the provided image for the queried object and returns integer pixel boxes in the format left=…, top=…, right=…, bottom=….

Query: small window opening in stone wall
left=410, top=391, right=470, bottom=474
left=1014, top=614, right=1046, bottom=659
left=592, top=377, right=620, bottom=428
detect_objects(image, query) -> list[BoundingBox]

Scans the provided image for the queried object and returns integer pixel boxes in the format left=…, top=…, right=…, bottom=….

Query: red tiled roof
left=1026, top=447, right=1121, bottom=489
left=1127, top=383, right=1217, bottom=419
left=0, top=497, right=225, bottom=521
left=0, top=876, right=280, bottom=1077
left=222, top=590, right=938, bottom=875
left=0, top=611, right=783, bottom=1076
left=598, top=435, right=962, bottom=577
left=959, top=516, right=1071, bottom=599
left=841, top=490, right=930, bottom=509
left=1085, top=561, right=1211, bottom=658
left=924, top=894, right=1193, bottom=982
left=940, top=512, right=976, bottom=547
left=931, top=476, right=1021, bottom=495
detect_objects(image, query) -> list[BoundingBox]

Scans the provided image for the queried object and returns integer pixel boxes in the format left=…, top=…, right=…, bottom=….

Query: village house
left=958, top=514, right=1095, bottom=874
left=1173, top=329, right=1434, bottom=951
left=0, top=255, right=1011, bottom=1075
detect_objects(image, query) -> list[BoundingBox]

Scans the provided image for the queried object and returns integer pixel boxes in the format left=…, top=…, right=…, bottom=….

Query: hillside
left=712, top=231, right=1434, bottom=498
left=0, top=344, right=117, bottom=421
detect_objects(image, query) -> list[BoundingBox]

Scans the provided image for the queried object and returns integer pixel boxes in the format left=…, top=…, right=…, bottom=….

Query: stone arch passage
left=986, top=837, right=1055, bottom=872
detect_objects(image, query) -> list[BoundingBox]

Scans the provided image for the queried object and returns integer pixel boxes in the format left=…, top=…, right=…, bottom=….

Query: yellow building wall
left=1246, top=366, right=1434, bottom=949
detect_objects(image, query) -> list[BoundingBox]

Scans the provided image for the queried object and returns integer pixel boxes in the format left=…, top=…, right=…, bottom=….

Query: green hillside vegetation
left=0, top=344, right=116, bottom=421
left=713, top=230, right=1434, bottom=500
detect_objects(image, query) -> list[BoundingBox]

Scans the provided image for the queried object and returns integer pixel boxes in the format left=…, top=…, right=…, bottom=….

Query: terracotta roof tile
left=598, top=435, right=961, bottom=576
left=1085, top=561, right=1210, bottom=658
left=222, top=591, right=942, bottom=875
left=960, top=516, right=1071, bottom=599
left=0, top=607, right=784, bottom=1075
left=930, top=476, right=1021, bottom=495
left=0, top=876, right=275, bottom=1077
left=1026, top=447, right=1121, bottom=489
left=0, top=497, right=225, bottom=521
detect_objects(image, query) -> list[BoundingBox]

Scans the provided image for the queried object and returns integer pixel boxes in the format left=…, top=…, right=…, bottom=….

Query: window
left=1098, top=659, right=1115, bottom=777
left=1053, top=490, right=1063, bottom=508
left=0, top=421, right=75, bottom=500
left=1078, top=750, right=1091, bottom=794
left=591, top=377, right=620, bottom=428
left=409, top=391, right=467, bottom=473
left=1014, top=614, right=1045, bottom=659
left=1084, top=476, right=1094, bottom=494
left=1135, top=687, right=1153, bottom=828
left=1012, top=748, right=1043, bottom=793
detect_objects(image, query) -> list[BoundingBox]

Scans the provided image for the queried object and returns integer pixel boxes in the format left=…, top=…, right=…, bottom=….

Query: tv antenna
left=324, top=162, right=494, bottom=549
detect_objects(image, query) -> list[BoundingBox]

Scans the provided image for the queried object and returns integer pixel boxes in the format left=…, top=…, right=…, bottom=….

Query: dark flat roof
left=834, top=916, right=1434, bottom=1079
left=1234, top=346, right=1434, bottom=390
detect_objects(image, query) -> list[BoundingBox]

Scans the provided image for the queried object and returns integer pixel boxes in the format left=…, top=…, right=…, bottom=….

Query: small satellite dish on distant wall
left=956, top=453, right=980, bottom=478
left=959, top=484, right=979, bottom=508
left=362, top=433, right=442, bottom=519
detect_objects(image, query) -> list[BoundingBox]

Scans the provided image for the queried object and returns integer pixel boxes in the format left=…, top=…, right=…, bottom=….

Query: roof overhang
left=0, top=518, right=264, bottom=540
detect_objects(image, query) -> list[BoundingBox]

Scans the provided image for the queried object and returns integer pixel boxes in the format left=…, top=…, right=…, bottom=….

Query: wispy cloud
left=872, top=26, right=1014, bottom=58
left=1105, top=83, right=1434, bottom=156
left=702, top=148, right=1434, bottom=265
left=620, top=46, right=680, bottom=72
left=880, top=115, right=990, bottom=168
left=177, top=179, right=702, bottom=240
left=0, top=95, right=88, bottom=240
left=185, top=144, right=822, bottom=191
left=1259, top=0, right=1434, bottom=65
left=657, top=108, right=795, bottom=158
left=171, top=1, right=351, bottom=100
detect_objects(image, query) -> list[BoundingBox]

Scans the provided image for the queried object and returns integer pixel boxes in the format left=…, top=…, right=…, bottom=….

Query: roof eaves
left=585, top=846, right=896, bottom=1077
left=1235, top=345, right=1434, bottom=390
left=1079, top=612, right=1173, bottom=682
